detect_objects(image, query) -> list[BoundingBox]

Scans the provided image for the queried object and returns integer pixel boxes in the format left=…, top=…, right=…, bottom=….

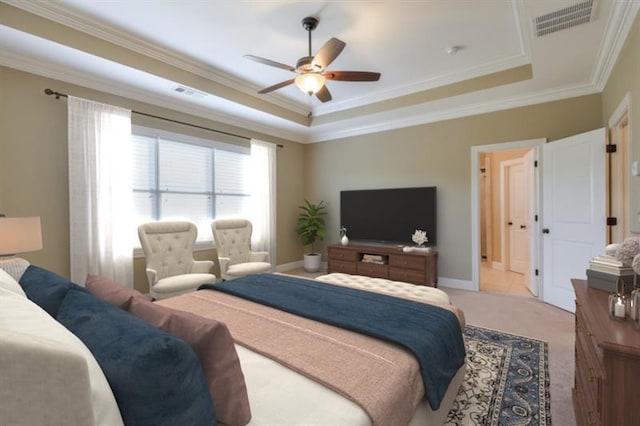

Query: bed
left=158, top=272, right=467, bottom=426
left=3, top=266, right=466, bottom=426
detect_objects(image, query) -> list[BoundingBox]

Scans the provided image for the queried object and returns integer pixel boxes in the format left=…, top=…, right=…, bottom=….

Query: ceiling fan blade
left=258, top=79, right=295, bottom=94
left=315, top=85, right=332, bottom=103
left=325, top=71, right=381, bottom=81
left=311, top=37, right=346, bottom=70
left=244, top=54, right=295, bottom=72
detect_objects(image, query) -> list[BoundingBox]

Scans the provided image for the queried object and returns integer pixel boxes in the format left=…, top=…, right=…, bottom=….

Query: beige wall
left=306, top=95, right=602, bottom=284
left=601, top=12, right=640, bottom=235
left=0, top=67, right=307, bottom=292
left=2, top=13, right=637, bottom=291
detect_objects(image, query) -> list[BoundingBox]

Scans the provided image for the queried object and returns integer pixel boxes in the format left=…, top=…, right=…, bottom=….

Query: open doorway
left=473, top=130, right=610, bottom=311
left=608, top=92, right=632, bottom=243
left=471, top=139, right=545, bottom=294
left=480, top=149, right=534, bottom=295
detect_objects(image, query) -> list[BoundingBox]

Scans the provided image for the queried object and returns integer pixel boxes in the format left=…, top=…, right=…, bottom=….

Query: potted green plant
left=296, top=199, right=327, bottom=272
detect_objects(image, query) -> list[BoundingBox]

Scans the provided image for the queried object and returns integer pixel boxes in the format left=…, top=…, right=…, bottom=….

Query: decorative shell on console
left=411, top=230, right=428, bottom=246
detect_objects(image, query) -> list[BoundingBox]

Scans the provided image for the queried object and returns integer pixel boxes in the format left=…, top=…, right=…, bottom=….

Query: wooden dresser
left=572, top=279, right=640, bottom=426
left=327, top=243, right=438, bottom=287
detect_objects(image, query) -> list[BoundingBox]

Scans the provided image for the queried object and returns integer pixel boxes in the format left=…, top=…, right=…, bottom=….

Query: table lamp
left=0, top=216, right=43, bottom=280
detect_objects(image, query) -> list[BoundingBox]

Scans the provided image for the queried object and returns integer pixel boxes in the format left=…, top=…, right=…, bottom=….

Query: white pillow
left=0, top=257, right=30, bottom=281
left=0, top=267, right=26, bottom=297
left=0, top=287, right=124, bottom=425
left=0, top=328, right=95, bottom=426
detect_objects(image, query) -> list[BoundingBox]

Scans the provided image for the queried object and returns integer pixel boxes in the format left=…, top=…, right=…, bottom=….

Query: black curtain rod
left=44, top=88, right=283, bottom=148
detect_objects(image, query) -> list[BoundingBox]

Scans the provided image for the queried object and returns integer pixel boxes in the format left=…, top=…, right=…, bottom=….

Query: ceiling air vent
left=534, top=0, right=598, bottom=37
left=173, top=85, right=207, bottom=99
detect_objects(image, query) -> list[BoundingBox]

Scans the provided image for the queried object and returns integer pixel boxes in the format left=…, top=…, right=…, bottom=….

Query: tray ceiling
left=0, top=0, right=637, bottom=142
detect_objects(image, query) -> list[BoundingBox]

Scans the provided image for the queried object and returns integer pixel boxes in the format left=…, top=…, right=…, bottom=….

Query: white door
left=507, top=160, right=528, bottom=274
left=542, top=128, right=606, bottom=312
left=524, top=149, right=538, bottom=296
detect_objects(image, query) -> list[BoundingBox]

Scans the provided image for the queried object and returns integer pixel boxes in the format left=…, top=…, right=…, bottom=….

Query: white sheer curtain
left=68, top=96, right=133, bottom=287
left=249, top=139, right=277, bottom=270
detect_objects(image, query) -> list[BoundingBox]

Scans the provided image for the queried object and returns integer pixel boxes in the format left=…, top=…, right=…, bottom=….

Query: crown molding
left=309, top=0, right=637, bottom=142
left=592, top=1, right=639, bottom=91
left=314, top=0, right=532, bottom=117
left=2, top=0, right=310, bottom=116
left=0, top=42, right=602, bottom=145
left=0, top=47, right=309, bottom=143
left=7, top=0, right=537, bottom=122
left=512, top=0, right=532, bottom=62
left=309, top=82, right=600, bottom=143
left=313, top=53, right=532, bottom=117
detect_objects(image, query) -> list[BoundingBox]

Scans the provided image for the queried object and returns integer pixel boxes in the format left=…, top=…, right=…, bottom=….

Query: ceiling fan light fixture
left=295, top=73, right=326, bottom=95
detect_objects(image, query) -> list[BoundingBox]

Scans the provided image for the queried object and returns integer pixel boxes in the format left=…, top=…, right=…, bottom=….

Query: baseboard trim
left=277, top=260, right=329, bottom=273
left=438, top=277, right=474, bottom=291
left=275, top=261, right=303, bottom=272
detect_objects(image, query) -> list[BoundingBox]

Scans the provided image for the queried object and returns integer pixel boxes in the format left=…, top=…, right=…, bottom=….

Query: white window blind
left=159, top=140, right=212, bottom=192
left=132, top=127, right=250, bottom=244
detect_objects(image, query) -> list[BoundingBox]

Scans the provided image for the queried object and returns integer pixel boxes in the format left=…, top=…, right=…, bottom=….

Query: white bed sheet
left=237, top=343, right=465, bottom=426
left=2, top=268, right=464, bottom=425
left=234, top=273, right=466, bottom=425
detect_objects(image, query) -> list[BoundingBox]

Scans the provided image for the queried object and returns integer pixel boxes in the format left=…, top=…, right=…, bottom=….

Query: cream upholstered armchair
left=211, top=218, right=271, bottom=280
left=138, top=221, right=217, bottom=300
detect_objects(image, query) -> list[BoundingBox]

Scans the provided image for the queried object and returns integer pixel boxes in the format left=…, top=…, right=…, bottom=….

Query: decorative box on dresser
left=572, top=279, right=640, bottom=426
left=327, top=243, right=438, bottom=287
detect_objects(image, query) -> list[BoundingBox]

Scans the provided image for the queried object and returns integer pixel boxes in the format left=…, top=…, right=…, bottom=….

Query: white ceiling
left=0, top=0, right=638, bottom=143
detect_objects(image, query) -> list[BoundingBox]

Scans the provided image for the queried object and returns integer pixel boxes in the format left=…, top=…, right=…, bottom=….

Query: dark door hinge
left=534, top=160, right=538, bottom=167
left=535, top=269, right=539, bottom=276
left=607, top=217, right=618, bottom=226
left=606, top=144, right=617, bottom=153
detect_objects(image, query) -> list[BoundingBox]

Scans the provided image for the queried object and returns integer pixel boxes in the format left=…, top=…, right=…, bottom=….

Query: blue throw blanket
left=200, top=274, right=465, bottom=410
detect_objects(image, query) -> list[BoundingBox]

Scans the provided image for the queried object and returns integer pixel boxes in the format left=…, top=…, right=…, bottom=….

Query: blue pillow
left=56, top=288, right=216, bottom=426
left=19, top=265, right=87, bottom=317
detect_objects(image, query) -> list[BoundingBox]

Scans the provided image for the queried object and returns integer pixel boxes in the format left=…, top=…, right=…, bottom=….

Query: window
left=132, top=126, right=251, bottom=244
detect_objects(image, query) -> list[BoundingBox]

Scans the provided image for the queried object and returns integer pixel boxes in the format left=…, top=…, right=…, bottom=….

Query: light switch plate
left=632, top=160, right=640, bottom=176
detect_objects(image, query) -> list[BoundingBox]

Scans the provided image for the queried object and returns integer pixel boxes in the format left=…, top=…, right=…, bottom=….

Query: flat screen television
left=340, top=186, right=437, bottom=246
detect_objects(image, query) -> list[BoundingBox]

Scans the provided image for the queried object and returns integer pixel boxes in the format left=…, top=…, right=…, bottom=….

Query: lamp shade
left=295, top=73, right=326, bottom=95
left=0, top=217, right=43, bottom=256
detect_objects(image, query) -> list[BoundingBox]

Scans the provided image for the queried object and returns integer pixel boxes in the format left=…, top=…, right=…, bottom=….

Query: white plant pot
left=303, top=253, right=322, bottom=272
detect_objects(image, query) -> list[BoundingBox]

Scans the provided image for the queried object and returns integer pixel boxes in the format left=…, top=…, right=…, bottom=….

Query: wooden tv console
left=327, top=243, right=438, bottom=287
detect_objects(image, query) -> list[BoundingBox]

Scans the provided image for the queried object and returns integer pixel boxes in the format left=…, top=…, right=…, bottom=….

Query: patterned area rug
left=445, top=325, right=551, bottom=426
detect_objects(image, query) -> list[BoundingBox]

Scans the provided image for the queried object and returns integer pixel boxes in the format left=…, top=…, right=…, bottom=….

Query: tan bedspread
left=158, top=283, right=464, bottom=426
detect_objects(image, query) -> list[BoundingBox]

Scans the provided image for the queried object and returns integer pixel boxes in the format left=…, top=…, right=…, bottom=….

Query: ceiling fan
left=244, top=16, right=381, bottom=103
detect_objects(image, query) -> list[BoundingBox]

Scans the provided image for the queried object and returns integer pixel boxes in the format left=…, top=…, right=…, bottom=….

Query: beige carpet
left=443, top=288, right=576, bottom=426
